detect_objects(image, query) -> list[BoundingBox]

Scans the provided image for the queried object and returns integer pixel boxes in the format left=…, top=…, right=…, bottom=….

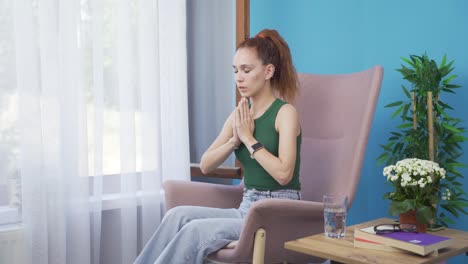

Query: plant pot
left=399, top=210, right=427, bottom=233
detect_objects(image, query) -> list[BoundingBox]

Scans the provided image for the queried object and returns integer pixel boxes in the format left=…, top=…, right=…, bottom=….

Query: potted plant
left=383, top=158, right=446, bottom=232
left=379, top=53, right=468, bottom=227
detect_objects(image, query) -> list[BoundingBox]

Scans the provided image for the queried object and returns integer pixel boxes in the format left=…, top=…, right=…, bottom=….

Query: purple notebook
left=378, top=232, right=450, bottom=246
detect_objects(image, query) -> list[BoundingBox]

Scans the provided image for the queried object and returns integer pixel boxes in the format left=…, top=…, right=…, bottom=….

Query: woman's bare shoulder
left=275, top=103, right=299, bottom=131
left=278, top=103, right=298, bottom=118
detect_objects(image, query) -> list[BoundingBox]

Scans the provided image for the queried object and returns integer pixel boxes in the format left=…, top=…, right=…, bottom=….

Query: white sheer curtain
left=4, top=0, right=189, bottom=263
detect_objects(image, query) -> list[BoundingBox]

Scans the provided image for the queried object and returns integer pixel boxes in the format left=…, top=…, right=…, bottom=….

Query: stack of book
left=353, top=225, right=453, bottom=256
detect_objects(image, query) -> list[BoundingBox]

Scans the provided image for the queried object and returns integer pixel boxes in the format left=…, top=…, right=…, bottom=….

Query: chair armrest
left=243, top=198, right=324, bottom=235
left=248, top=198, right=324, bottom=219
left=225, top=199, right=325, bottom=259
left=163, top=180, right=243, bottom=210
left=190, top=163, right=243, bottom=179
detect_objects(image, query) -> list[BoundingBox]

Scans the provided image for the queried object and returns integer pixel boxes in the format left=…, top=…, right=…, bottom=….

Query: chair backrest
left=295, top=65, right=383, bottom=208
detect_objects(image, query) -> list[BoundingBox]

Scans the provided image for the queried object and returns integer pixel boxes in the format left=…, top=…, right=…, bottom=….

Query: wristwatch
left=250, top=142, right=264, bottom=159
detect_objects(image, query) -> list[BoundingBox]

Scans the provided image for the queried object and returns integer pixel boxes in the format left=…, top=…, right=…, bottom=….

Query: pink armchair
left=164, top=65, right=384, bottom=263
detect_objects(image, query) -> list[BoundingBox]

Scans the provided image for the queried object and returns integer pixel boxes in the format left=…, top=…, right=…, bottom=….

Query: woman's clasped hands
left=232, top=97, right=255, bottom=147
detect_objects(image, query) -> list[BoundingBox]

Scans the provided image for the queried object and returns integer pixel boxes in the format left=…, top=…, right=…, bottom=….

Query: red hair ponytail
left=238, top=29, right=298, bottom=103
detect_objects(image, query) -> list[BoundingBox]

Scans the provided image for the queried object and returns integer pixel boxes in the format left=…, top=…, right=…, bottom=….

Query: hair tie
left=257, top=33, right=266, bottom=39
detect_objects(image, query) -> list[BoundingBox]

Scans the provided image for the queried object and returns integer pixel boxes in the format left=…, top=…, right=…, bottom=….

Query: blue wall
left=251, top=1, right=468, bottom=263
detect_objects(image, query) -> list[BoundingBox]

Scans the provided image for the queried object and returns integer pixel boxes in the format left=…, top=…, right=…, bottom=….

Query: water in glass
left=324, top=206, right=347, bottom=238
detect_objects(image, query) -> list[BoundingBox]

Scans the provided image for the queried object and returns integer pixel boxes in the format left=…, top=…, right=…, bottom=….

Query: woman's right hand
left=231, top=114, right=241, bottom=148
left=235, top=97, right=255, bottom=145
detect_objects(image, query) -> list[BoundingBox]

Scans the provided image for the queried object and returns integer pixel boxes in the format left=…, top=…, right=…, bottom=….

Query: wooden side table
left=284, top=218, right=468, bottom=264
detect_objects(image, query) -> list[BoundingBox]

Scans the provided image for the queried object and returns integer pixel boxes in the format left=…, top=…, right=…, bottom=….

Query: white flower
left=418, top=178, right=426, bottom=188
left=443, top=188, right=452, bottom=201
left=440, top=168, right=446, bottom=179
left=382, top=158, right=445, bottom=190
left=401, top=172, right=411, bottom=181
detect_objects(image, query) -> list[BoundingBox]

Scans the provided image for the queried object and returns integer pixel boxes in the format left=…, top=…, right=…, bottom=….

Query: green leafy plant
left=378, top=53, right=468, bottom=226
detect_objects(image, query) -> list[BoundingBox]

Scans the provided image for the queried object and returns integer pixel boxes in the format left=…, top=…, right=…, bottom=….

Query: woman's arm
left=199, top=111, right=239, bottom=174
left=239, top=102, right=300, bottom=185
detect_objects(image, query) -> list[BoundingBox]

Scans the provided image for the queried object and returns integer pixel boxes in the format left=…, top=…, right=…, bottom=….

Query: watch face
left=250, top=142, right=264, bottom=159
left=251, top=142, right=263, bottom=150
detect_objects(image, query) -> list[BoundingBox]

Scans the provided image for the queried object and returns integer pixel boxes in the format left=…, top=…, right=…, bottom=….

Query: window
left=0, top=0, right=20, bottom=224
left=0, top=0, right=146, bottom=225
left=0, top=93, right=20, bottom=224
left=80, top=0, right=142, bottom=177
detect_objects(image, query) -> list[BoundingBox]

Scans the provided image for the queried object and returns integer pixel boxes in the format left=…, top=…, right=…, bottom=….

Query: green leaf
left=445, top=84, right=462, bottom=89
left=440, top=216, right=455, bottom=225
left=443, top=74, right=458, bottom=84
left=440, top=54, right=447, bottom=68
left=402, top=103, right=410, bottom=120
left=450, top=200, right=468, bottom=208
left=392, top=105, right=405, bottom=119
left=445, top=162, right=468, bottom=168
left=455, top=186, right=467, bottom=195
left=402, top=85, right=411, bottom=98
left=416, top=206, right=434, bottom=224
left=438, top=101, right=454, bottom=110
left=442, top=123, right=463, bottom=133
left=397, top=123, right=413, bottom=129
left=385, top=101, right=403, bottom=108
left=441, top=204, right=459, bottom=217
left=442, top=88, right=456, bottom=94
left=435, top=104, right=450, bottom=119
left=380, top=142, right=394, bottom=151
left=376, top=152, right=388, bottom=159
left=455, top=207, right=468, bottom=216
left=377, top=154, right=389, bottom=165
left=403, top=116, right=413, bottom=122
left=389, top=200, right=417, bottom=216
left=401, top=56, right=416, bottom=67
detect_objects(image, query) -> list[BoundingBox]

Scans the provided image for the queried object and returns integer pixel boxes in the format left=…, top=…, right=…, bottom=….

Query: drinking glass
left=323, top=194, right=348, bottom=238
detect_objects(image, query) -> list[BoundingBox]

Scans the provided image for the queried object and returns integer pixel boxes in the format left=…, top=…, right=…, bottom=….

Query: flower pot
left=399, top=210, right=427, bottom=233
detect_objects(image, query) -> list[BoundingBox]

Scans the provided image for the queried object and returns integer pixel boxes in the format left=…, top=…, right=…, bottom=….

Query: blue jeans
left=134, top=188, right=301, bottom=264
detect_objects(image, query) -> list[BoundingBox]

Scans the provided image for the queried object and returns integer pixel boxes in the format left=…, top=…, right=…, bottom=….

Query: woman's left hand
left=235, top=97, right=255, bottom=144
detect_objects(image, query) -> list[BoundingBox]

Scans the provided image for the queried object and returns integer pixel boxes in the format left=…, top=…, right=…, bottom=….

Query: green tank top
left=235, top=98, right=301, bottom=191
